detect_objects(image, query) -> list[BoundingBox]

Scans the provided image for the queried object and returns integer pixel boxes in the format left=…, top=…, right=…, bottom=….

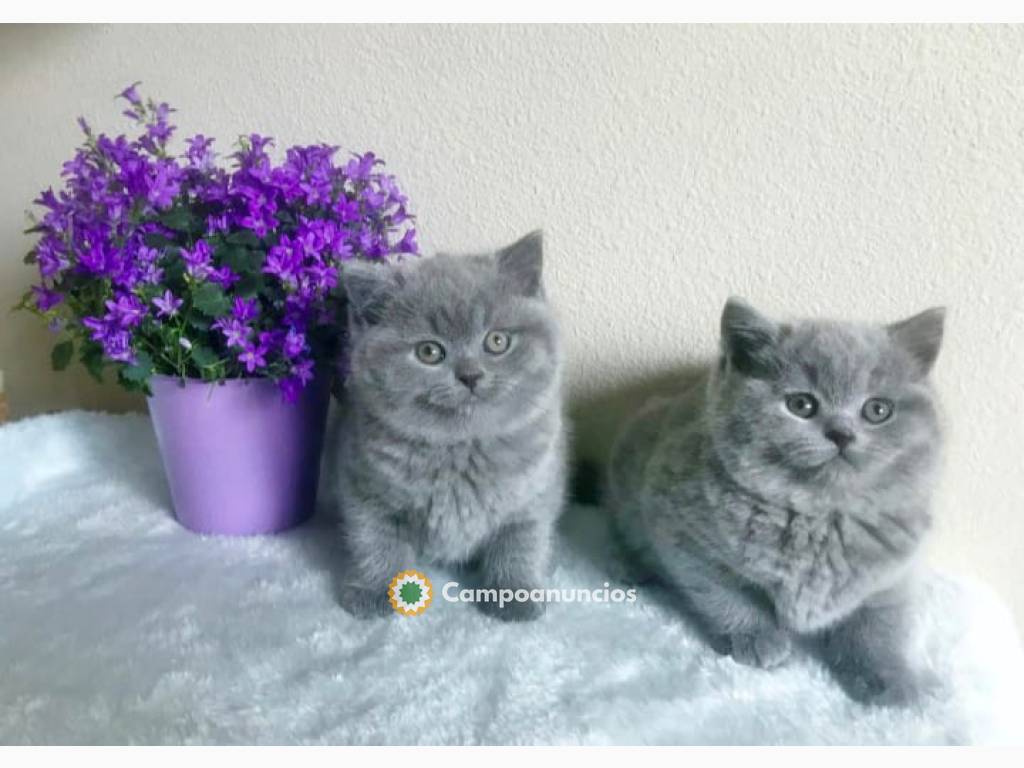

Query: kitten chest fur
left=702, top=468, right=932, bottom=631
left=642, top=394, right=933, bottom=634
left=347, top=406, right=564, bottom=565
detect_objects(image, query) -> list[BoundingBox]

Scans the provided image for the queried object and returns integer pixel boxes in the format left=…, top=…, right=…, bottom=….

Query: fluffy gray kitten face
left=711, top=299, right=945, bottom=491
left=341, top=232, right=560, bottom=441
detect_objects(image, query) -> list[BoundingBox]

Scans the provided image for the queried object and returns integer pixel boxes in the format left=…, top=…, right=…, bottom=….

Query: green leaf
left=187, top=314, right=212, bottom=331
left=219, top=245, right=257, bottom=275
left=192, top=283, right=230, bottom=316
left=121, top=350, right=154, bottom=383
left=81, top=343, right=105, bottom=383
left=226, top=230, right=261, bottom=248
left=162, top=259, right=186, bottom=287
left=143, top=232, right=176, bottom=249
left=158, top=207, right=194, bottom=232
left=234, top=273, right=266, bottom=299
left=23, top=249, right=38, bottom=265
left=51, top=340, right=74, bottom=371
left=190, top=344, right=220, bottom=369
left=257, top=282, right=279, bottom=300
left=12, top=291, right=34, bottom=314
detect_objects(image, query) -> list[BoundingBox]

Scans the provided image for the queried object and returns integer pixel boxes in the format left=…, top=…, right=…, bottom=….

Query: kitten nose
left=825, top=428, right=855, bottom=451
left=457, top=371, right=483, bottom=391
left=455, top=362, right=484, bottom=392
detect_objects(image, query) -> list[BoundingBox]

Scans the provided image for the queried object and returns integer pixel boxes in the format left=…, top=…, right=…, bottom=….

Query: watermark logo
left=442, top=581, right=637, bottom=609
left=387, top=569, right=637, bottom=616
left=388, top=570, right=434, bottom=616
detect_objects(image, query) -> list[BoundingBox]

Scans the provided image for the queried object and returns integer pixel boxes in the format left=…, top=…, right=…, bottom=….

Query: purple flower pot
left=147, top=374, right=331, bottom=535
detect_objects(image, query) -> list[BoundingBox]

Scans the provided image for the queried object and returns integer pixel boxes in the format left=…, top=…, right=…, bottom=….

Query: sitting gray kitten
left=609, top=298, right=945, bottom=703
left=332, top=231, right=566, bottom=621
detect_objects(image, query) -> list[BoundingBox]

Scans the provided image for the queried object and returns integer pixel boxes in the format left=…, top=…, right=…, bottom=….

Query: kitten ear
left=496, top=230, right=544, bottom=297
left=887, top=307, right=945, bottom=377
left=720, top=297, right=780, bottom=378
left=339, top=260, right=401, bottom=325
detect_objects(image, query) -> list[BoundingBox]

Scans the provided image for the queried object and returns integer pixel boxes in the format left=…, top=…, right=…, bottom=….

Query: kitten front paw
left=829, top=660, right=937, bottom=706
left=338, top=583, right=393, bottom=619
left=476, top=587, right=546, bottom=622
left=729, top=629, right=792, bottom=669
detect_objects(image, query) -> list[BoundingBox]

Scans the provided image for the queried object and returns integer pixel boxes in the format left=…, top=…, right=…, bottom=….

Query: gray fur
left=609, top=298, right=945, bottom=702
left=331, top=231, right=566, bottom=621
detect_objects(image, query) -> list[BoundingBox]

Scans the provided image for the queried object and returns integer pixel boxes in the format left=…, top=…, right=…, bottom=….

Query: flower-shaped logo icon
left=388, top=570, right=433, bottom=616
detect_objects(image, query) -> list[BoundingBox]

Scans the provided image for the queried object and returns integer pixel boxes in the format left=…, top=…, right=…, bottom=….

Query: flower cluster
left=21, top=83, right=417, bottom=401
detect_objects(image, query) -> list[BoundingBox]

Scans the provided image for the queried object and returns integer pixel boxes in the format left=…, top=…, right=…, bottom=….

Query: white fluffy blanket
left=1, top=411, right=1022, bottom=745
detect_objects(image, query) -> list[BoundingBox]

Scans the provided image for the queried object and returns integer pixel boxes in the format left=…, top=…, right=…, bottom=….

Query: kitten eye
left=862, top=397, right=895, bottom=424
left=414, top=341, right=446, bottom=365
left=785, top=393, right=819, bottom=419
left=483, top=330, right=512, bottom=355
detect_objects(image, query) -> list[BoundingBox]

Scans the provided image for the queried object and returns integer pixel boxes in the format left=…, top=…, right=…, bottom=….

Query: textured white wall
left=1, top=25, right=1022, bottom=628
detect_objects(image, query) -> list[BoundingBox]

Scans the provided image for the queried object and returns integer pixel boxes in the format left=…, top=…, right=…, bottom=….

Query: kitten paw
left=476, top=589, right=547, bottom=622
left=338, top=583, right=393, bottom=619
left=829, top=662, right=937, bottom=706
left=729, top=629, right=792, bottom=669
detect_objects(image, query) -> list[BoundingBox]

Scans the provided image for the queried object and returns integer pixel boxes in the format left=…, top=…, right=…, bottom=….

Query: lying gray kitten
left=609, top=298, right=945, bottom=703
left=332, top=231, right=566, bottom=621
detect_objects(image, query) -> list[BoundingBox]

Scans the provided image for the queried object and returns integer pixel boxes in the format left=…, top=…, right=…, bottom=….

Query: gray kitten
left=331, top=231, right=566, bottom=621
left=609, top=298, right=945, bottom=703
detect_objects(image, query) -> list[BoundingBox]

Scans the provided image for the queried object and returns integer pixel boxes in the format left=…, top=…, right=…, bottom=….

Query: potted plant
left=18, top=83, right=418, bottom=535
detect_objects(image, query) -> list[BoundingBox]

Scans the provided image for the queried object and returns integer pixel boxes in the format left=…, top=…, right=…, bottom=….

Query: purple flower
left=263, top=237, right=301, bottom=286
left=33, top=285, right=63, bottom=311
left=283, top=327, right=307, bottom=359
left=213, top=317, right=250, bottom=348
left=82, top=315, right=135, bottom=364
left=186, top=134, right=215, bottom=170
left=23, top=83, right=419, bottom=393
left=236, top=184, right=278, bottom=237
left=103, top=330, right=135, bottom=364
left=303, top=260, right=338, bottom=293
left=37, top=239, right=70, bottom=277
left=396, top=227, right=418, bottom=254
left=119, top=82, right=143, bottom=106
left=231, top=296, right=259, bottom=323
left=209, top=266, right=239, bottom=289
left=181, top=240, right=213, bottom=279
left=206, top=213, right=229, bottom=234
left=79, top=240, right=114, bottom=276
left=333, top=240, right=354, bottom=260
left=82, top=315, right=108, bottom=340
left=238, top=334, right=270, bottom=373
left=345, top=152, right=377, bottom=181
left=146, top=161, right=181, bottom=210
left=153, top=289, right=183, bottom=318
left=105, top=293, right=146, bottom=328
left=34, top=188, right=60, bottom=210
left=361, top=186, right=389, bottom=212
left=378, top=174, right=408, bottom=207
left=139, top=263, right=164, bottom=285
left=136, top=246, right=164, bottom=285
left=332, top=196, right=361, bottom=224
left=137, top=245, right=160, bottom=263
left=292, top=357, right=315, bottom=385
left=355, top=226, right=377, bottom=256
left=142, top=102, right=175, bottom=150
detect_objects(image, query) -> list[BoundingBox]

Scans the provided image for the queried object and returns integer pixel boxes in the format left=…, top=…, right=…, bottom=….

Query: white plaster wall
left=1, top=25, right=1022, bottom=628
